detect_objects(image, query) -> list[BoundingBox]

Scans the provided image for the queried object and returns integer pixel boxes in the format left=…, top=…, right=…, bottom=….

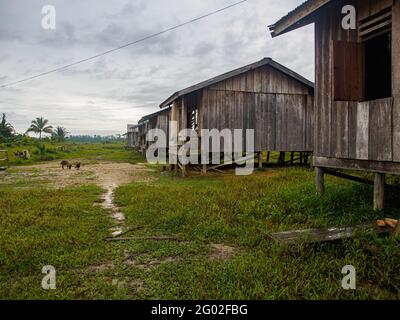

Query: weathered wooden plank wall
left=314, top=0, right=398, bottom=164
left=209, top=65, right=310, bottom=95
left=199, top=89, right=313, bottom=152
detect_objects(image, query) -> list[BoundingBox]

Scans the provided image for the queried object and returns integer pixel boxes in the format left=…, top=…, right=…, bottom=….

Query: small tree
left=52, top=126, right=69, bottom=141
left=0, top=113, right=15, bottom=139
left=26, top=117, right=53, bottom=140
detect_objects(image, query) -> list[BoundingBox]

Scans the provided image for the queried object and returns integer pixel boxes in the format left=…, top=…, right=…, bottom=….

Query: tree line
left=0, top=113, right=68, bottom=142
left=0, top=113, right=123, bottom=144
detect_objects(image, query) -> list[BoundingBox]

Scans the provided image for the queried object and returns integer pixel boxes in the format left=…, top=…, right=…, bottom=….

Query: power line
left=0, top=0, right=248, bottom=89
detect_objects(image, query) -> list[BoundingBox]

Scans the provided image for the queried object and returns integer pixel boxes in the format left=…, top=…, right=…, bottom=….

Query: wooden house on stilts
left=137, top=108, right=171, bottom=154
left=159, top=57, right=315, bottom=174
left=269, top=0, right=400, bottom=210
left=126, top=124, right=140, bottom=149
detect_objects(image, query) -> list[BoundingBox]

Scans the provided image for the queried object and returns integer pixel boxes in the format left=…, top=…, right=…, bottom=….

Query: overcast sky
left=0, top=0, right=314, bottom=136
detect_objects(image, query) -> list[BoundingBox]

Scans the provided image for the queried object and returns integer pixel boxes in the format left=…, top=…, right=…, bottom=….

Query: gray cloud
left=0, top=0, right=314, bottom=135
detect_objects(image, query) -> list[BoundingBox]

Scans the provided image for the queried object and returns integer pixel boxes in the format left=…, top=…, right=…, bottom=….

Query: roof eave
left=268, top=0, right=332, bottom=38
left=160, top=93, right=178, bottom=109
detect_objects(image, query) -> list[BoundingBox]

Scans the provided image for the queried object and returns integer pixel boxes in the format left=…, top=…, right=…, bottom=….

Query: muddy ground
left=0, top=160, right=154, bottom=189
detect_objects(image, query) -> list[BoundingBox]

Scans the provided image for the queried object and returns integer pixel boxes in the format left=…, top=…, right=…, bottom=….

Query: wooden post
left=315, top=167, right=325, bottom=194
left=290, top=152, right=294, bottom=165
left=258, top=152, right=263, bottom=169
left=266, top=152, right=270, bottom=164
left=373, top=173, right=385, bottom=211
left=393, top=220, right=400, bottom=238
left=202, top=164, right=207, bottom=175
left=181, top=164, right=186, bottom=178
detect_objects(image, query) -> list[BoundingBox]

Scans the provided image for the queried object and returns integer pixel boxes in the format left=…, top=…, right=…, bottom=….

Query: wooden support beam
left=258, top=152, right=263, bottom=169
left=315, top=167, right=325, bottom=194
left=266, top=152, right=270, bottom=163
left=374, top=173, right=385, bottom=211
left=323, top=169, right=400, bottom=191
left=181, top=164, right=186, bottom=178
left=290, top=152, right=294, bottom=165
left=393, top=220, right=400, bottom=238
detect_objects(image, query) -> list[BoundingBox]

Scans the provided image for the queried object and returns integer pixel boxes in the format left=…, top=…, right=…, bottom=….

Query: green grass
left=1, top=142, right=145, bottom=166
left=113, top=168, right=400, bottom=300
left=1, top=142, right=399, bottom=299
left=0, top=185, right=119, bottom=299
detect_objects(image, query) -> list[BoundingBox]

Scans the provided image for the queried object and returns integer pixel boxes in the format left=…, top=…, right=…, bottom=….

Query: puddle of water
left=100, top=185, right=125, bottom=237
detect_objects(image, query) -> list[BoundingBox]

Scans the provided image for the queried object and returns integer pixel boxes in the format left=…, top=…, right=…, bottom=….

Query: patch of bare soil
left=123, top=250, right=182, bottom=272
left=0, top=161, right=154, bottom=189
left=0, top=160, right=155, bottom=237
left=86, top=262, right=115, bottom=274
left=209, top=243, right=236, bottom=261
left=112, top=278, right=145, bottom=292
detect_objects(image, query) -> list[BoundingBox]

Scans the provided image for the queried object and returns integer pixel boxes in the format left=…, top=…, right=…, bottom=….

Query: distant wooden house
left=160, top=57, right=314, bottom=172
left=137, top=108, right=171, bottom=153
left=269, top=0, right=400, bottom=210
left=126, top=124, right=140, bottom=149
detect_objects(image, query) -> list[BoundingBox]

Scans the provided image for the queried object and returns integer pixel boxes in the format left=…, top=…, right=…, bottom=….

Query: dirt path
left=0, top=160, right=155, bottom=236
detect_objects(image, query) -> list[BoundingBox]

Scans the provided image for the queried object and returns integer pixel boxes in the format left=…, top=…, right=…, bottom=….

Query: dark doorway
left=364, top=32, right=392, bottom=101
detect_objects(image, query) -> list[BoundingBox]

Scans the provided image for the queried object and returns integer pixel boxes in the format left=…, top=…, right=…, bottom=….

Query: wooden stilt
left=316, top=167, right=325, bottom=194
left=304, top=152, right=309, bottom=165
left=258, top=152, right=263, bottom=169
left=181, top=164, right=186, bottom=178
left=393, top=220, right=400, bottom=238
left=290, top=152, right=294, bottom=165
left=266, top=152, right=270, bottom=164
left=373, top=173, right=385, bottom=211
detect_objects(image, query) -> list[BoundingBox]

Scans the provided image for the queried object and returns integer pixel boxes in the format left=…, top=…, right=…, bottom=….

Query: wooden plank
left=368, top=98, right=393, bottom=161
left=332, top=41, right=363, bottom=101
left=356, top=101, right=369, bottom=160
left=393, top=0, right=400, bottom=162
left=306, top=95, right=314, bottom=151
left=246, top=70, right=255, bottom=92
left=324, top=168, right=400, bottom=190
left=313, top=156, right=400, bottom=175
left=348, top=101, right=358, bottom=159
left=332, top=101, right=349, bottom=158
left=268, top=222, right=392, bottom=244
left=254, top=68, right=262, bottom=93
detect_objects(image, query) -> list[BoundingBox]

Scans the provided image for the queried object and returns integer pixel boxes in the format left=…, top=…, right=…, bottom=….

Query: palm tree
left=52, top=126, right=69, bottom=141
left=26, top=117, right=53, bottom=140
left=0, top=113, right=15, bottom=139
